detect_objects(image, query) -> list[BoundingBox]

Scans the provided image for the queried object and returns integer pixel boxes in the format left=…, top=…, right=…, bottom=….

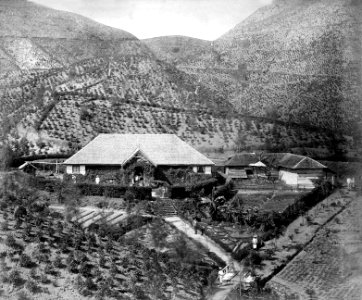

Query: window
left=197, top=166, right=205, bottom=173
left=72, top=165, right=80, bottom=174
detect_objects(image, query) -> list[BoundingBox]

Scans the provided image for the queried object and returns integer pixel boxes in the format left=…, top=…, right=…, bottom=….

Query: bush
left=124, top=190, right=135, bottom=202
left=5, top=234, right=17, bottom=248
left=20, top=254, right=34, bottom=268
left=17, top=291, right=32, bottom=300
left=1, top=220, right=9, bottom=231
left=9, top=269, right=22, bottom=286
left=75, top=183, right=151, bottom=200
left=25, top=278, right=39, bottom=293
left=40, top=272, right=49, bottom=284
left=232, top=244, right=251, bottom=261
left=170, top=186, right=188, bottom=199
left=53, top=254, right=63, bottom=269
left=244, top=250, right=263, bottom=269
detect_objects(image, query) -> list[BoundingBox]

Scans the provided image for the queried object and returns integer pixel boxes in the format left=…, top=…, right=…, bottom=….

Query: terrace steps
left=150, top=198, right=178, bottom=216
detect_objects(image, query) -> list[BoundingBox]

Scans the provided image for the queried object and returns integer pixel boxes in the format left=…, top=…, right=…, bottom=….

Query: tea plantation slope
left=216, top=0, right=362, bottom=132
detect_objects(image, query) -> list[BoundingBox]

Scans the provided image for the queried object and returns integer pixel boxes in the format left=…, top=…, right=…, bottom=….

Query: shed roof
left=225, top=153, right=327, bottom=170
left=224, top=153, right=259, bottom=167
left=63, top=134, right=214, bottom=166
left=275, top=153, right=327, bottom=170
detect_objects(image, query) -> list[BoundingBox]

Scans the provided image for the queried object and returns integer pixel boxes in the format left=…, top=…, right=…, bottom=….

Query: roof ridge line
left=293, top=156, right=307, bottom=169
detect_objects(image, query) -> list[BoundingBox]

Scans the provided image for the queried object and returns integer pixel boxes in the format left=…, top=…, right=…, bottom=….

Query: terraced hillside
left=0, top=0, right=235, bottom=153
left=268, top=194, right=362, bottom=299
left=1, top=0, right=358, bottom=157
left=146, top=0, right=362, bottom=143
left=216, top=0, right=362, bottom=133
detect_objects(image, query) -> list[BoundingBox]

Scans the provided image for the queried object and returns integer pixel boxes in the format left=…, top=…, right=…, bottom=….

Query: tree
left=235, top=128, right=247, bottom=152
left=25, top=278, right=39, bottom=293
left=20, top=254, right=33, bottom=268
left=9, top=269, right=22, bottom=286
left=57, top=181, right=81, bottom=221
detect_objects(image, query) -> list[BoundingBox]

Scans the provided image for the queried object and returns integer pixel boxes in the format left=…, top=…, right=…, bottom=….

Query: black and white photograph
left=0, top=0, right=362, bottom=299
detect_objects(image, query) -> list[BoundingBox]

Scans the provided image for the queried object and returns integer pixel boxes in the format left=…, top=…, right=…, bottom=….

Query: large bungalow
left=63, top=134, right=214, bottom=185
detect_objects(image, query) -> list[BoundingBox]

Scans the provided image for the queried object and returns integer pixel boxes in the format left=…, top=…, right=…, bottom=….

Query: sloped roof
left=249, top=161, right=266, bottom=167
left=63, top=134, right=214, bottom=166
left=227, top=169, right=248, bottom=179
left=277, top=153, right=327, bottom=170
left=224, top=153, right=259, bottom=167
left=225, top=152, right=326, bottom=170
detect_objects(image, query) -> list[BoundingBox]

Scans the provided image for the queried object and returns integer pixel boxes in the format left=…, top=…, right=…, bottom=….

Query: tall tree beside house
left=235, top=128, right=247, bottom=152
left=57, top=181, right=81, bottom=222
left=0, top=144, right=14, bottom=170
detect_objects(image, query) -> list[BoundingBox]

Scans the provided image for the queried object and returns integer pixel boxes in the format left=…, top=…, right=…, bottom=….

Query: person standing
left=193, top=217, right=198, bottom=234
left=252, top=235, right=258, bottom=249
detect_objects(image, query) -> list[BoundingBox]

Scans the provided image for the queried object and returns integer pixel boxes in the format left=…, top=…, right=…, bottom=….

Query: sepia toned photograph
left=0, top=0, right=361, bottom=299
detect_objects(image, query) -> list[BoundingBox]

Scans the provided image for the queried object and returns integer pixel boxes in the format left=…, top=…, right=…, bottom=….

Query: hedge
left=187, top=178, right=218, bottom=194
left=170, top=186, right=188, bottom=199
left=32, top=177, right=151, bottom=200
left=75, top=183, right=151, bottom=200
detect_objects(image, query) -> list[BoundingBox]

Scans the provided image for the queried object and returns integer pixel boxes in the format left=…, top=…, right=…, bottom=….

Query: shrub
left=29, top=268, right=37, bottom=279
left=98, top=253, right=106, bottom=268
left=245, top=250, right=263, bottom=268
left=1, top=220, right=9, bottom=231
left=5, top=235, right=17, bottom=248
left=44, top=262, right=55, bottom=275
left=53, top=254, right=63, bottom=269
left=40, top=272, right=49, bottom=284
left=20, top=254, right=33, bottom=268
left=16, top=291, right=32, bottom=300
left=0, top=201, right=8, bottom=211
left=75, top=183, right=151, bottom=200
left=75, top=274, right=85, bottom=291
left=25, top=278, right=39, bottom=293
left=124, top=190, right=135, bottom=202
left=9, top=269, right=22, bottom=286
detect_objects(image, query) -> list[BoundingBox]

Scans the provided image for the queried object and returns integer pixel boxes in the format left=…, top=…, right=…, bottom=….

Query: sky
left=30, top=0, right=273, bottom=40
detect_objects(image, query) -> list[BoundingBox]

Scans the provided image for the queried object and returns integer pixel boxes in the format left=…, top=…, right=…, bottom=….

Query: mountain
left=144, top=36, right=213, bottom=67
left=0, top=0, right=142, bottom=72
left=0, top=0, right=356, bottom=160
left=0, top=0, right=241, bottom=155
left=215, top=0, right=362, bottom=133
left=145, top=0, right=362, bottom=144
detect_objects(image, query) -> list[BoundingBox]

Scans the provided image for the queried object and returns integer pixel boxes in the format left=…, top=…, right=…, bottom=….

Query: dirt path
left=164, top=216, right=243, bottom=300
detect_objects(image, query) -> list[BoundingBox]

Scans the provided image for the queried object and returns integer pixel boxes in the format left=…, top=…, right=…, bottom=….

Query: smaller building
left=224, top=152, right=331, bottom=189
left=268, top=153, right=329, bottom=189
left=224, top=153, right=260, bottom=179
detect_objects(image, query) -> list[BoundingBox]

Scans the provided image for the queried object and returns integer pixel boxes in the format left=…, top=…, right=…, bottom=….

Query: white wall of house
left=80, top=165, right=86, bottom=175
left=279, top=170, right=298, bottom=186
left=192, top=166, right=212, bottom=174
left=280, top=170, right=318, bottom=189
left=205, top=166, right=212, bottom=175
left=66, top=165, right=86, bottom=175
left=66, top=165, right=72, bottom=174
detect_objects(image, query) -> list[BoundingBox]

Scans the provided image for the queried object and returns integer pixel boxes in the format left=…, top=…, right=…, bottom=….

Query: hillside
left=216, top=0, right=362, bottom=132
left=145, top=0, right=362, bottom=150
left=0, top=0, right=140, bottom=73
left=0, top=0, right=241, bottom=155
left=144, top=36, right=212, bottom=67
left=0, top=0, right=357, bottom=159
